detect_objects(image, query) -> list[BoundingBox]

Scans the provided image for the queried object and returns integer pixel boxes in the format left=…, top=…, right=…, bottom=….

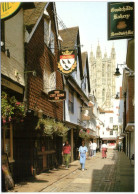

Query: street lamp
left=114, top=64, right=121, bottom=76
left=114, top=63, right=126, bottom=77
left=24, top=70, right=36, bottom=76
left=115, top=93, right=119, bottom=99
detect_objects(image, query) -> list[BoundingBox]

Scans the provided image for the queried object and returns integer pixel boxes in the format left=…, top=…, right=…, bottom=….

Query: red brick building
left=23, top=2, right=65, bottom=176
left=8, top=3, right=65, bottom=182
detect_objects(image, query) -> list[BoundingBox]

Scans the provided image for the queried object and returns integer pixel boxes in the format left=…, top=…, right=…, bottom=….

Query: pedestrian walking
left=89, top=141, right=93, bottom=157
left=101, top=141, right=107, bottom=159
left=92, top=140, right=97, bottom=156
left=79, top=140, right=88, bottom=171
left=118, top=141, right=122, bottom=152
left=62, top=140, right=71, bottom=169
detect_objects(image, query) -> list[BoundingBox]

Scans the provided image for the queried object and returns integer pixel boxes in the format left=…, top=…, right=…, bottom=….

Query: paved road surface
left=12, top=149, right=134, bottom=192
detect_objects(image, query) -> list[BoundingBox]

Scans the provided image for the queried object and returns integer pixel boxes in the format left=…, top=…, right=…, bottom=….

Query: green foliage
left=35, top=118, right=69, bottom=136
left=54, top=122, right=69, bottom=136
left=35, top=118, right=54, bottom=136
left=79, top=129, right=92, bottom=139
left=1, top=91, right=25, bottom=124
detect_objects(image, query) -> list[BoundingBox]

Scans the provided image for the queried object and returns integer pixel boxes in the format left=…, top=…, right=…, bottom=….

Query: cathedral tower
left=89, top=43, right=116, bottom=110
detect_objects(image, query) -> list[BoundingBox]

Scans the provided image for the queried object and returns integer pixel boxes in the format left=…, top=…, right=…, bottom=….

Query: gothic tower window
left=102, top=89, right=105, bottom=102
left=102, top=64, right=104, bottom=77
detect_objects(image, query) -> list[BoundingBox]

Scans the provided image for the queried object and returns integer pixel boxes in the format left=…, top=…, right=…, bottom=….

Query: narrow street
left=12, top=149, right=134, bottom=192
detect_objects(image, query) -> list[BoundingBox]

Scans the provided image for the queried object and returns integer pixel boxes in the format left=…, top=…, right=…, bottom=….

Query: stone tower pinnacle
left=111, top=43, right=116, bottom=59
left=96, top=41, right=102, bottom=58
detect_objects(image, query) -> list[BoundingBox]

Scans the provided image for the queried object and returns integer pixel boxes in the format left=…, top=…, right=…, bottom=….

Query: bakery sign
left=108, top=2, right=134, bottom=40
left=1, top=2, right=21, bottom=20
left=58, top=50, right=77, bottom=75
left=48, top=90, right=66, bottom=102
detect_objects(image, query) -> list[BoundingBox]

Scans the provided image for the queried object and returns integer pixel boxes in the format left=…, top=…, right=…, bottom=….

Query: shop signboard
left=58, top=50, right=77, bottom=75
left=113, top=125, right=118, bottom=130
left=48, top=90, right=66, bottom=102
left=81, top=107, right=92, bottom=121
left=108, top=2, right=134, bottom=40
left=1, top=2, right=22, bottom=20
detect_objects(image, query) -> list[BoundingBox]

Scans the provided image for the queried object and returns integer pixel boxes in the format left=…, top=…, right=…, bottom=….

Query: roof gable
left=59, top=26, right=83, bottom=78
left=24, top=2, right=47, bottom=33
left=59, top=27, right=79, bottom=50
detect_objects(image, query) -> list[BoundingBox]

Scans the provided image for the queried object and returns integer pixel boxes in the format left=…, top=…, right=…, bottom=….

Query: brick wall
left=25, top=3, right=63, bottom=121
left=126, top=76, right=134, bottom=123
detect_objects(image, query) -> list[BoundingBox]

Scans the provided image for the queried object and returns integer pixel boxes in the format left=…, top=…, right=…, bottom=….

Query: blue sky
left=56, top=1, right=129, bottom=65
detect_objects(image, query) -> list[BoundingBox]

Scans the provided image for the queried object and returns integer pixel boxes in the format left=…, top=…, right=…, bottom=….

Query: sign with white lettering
left=1, top=2, right=21, bottom=20
left=108, top=2, right=134, bottom=40
left=48, top=90, right=66, bottom=102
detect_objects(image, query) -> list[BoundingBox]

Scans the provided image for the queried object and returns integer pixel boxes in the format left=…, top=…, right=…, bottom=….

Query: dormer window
left=44, top=19, right=55, bottom=54
left=68, top=89, right=74, bottom=113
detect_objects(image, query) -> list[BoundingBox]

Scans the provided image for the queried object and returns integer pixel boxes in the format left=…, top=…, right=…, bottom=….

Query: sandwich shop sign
left=1, top=2, right=21, bottom=20
left=108, top=2, right=134, bottom=40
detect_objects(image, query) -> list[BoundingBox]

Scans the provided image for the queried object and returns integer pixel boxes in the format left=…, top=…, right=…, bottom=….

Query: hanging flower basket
left=35, top=118, right=54, bottom=136
left=79, top=129, right=94, bottom=139
left=1, top=91, right=25, bottom=124
left=79, top=129, right=89, bottom=139
left=35, top=118, right=69, bottom=137
left=54, top=122, right=69, bottom=136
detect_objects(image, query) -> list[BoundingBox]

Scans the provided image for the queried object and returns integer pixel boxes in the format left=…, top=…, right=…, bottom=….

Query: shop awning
left=102, top=137, right=117, bottom=140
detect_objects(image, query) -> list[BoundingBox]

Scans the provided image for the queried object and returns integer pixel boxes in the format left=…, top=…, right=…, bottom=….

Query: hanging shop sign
left=108, top=2, right=134, bottom=40
left=113, top=125, right=118, bottom=130
left=81, top=107, right=92, bottom=121
left=48, top=90, right=66, bottom=102
left=1, top=2, right=21, bottom=20
left=58, top=50, right=77, bottom=75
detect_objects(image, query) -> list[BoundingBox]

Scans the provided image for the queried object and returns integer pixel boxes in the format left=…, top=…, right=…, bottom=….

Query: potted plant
left=1, top=91, right=25, bottom=124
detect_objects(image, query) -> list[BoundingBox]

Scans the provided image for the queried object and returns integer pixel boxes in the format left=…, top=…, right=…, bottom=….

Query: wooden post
left=10, top=123, right=13, bottom=159
left=71, top=128, right=74, bottom=162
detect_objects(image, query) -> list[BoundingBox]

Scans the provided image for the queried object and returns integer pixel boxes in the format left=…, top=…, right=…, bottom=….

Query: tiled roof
left=59, top=27, right=79, bottom=50
left=24, top=2, right=47, bottom=31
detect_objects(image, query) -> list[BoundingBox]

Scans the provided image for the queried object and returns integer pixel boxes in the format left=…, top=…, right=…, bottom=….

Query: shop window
left=110, top=130, right=113, bottom=135
left=68, top=89, right=74, bottom=113
left=2, top=123, right=13, bottom=162
left=110, top=117, right=113, bottom=123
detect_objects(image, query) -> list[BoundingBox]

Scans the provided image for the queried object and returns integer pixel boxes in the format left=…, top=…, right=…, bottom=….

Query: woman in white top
left=93, top=141, right=97, bottom=156
left=89, top=141, right=93, bottom=157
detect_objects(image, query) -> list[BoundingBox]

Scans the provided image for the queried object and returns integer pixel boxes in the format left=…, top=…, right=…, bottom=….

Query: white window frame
left=44, top=19, right=55, bottom=54
left=43, top=69, right=56, bottom=94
